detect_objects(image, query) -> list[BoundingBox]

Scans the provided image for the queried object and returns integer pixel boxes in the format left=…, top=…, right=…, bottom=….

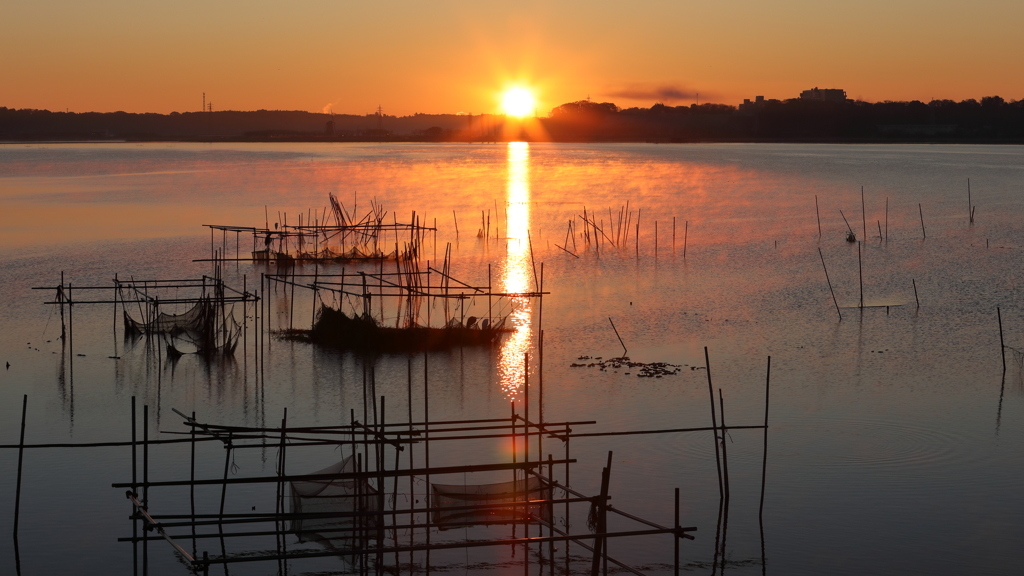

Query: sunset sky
left=2, top=0, right=1022, bottom=116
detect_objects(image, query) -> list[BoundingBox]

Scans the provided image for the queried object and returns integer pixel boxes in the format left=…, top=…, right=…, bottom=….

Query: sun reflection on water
left=498, top=142, right=532, bottom=398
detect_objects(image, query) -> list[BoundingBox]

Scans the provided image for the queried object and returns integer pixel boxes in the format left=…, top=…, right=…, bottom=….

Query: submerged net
left=431, top=477, right=552, bottom=530
left=289, top=455, right=379, bottom=535
left=123, top=298, right=209, bottom=335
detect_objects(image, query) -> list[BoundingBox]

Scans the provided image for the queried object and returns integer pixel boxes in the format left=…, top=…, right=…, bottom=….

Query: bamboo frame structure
left=110, top=383, right=743, bottom=576
left=33, top=268, right=258, bottom=359
left=202, top=195, right=436, bottom=265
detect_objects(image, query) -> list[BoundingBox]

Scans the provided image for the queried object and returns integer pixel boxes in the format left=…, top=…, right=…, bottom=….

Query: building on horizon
left=739, top=95, right=781, bottom=112
left=799, top=87, right=849, bottom=103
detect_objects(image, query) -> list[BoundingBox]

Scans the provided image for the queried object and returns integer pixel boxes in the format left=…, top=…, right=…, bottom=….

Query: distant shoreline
left=6, top=97, right=1024, bottom=144
left=4, top=137, right=1024, bottom=145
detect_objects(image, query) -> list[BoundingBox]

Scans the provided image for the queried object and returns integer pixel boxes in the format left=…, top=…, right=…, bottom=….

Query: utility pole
left=202, top=92, right=205, bottom=113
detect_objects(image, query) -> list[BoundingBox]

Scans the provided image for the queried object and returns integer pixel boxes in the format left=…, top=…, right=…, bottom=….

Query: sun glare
left=502, top=88, right=535, bottom=118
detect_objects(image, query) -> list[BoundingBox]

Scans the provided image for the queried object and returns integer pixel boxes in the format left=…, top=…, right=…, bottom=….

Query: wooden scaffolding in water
left=113, top=355, right=754, bottom=575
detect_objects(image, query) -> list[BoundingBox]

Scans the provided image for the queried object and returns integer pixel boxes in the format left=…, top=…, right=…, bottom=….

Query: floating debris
left=570, top=356, right=682, bottom=378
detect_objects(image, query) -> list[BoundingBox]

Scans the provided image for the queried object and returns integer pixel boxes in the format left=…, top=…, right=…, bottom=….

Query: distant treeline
left=544, top=97, right=1024, bottom=142
left=0, top=108, right=479, bottom=141
left=3, top=96, right=1024, bottom=142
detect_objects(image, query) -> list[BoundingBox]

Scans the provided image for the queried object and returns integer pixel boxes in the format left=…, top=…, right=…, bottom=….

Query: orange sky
left=2, top=0, right=1022, bottom=115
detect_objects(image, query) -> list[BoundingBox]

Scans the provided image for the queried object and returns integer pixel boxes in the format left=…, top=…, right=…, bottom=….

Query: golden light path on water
left=498, top=142, right=533, bottom=398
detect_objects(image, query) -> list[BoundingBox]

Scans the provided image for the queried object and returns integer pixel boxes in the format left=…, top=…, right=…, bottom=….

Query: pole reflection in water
left=498, top=142, right=532, bottom=398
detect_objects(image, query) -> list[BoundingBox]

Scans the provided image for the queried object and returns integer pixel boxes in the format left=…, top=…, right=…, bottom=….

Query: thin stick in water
left=704, top=347, right=724, bottom=501
left=13, top=394, right=27, bottom=539
left=608, top=317, right=628, bottom=356
left=818, top=248, right=842, bottom=320
left=968, top=178, right=973, bottom=224
left=995, top=305, right=1003, bottom=373
left=815, top=195, right=821, bottom=239
left=919, top=203, right=926, bottom=239
left=861, top=186, right=867, bottom=241
left=839, top=209, right=854, bottom=237
left=683, top=221, right=688, bottom=259
left=858, top=241, right=864, bottom=309
left=759, top=357, right=770, bottom=523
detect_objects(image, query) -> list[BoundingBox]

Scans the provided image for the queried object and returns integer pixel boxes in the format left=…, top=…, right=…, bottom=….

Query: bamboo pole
left=608, top=318, right=628, bottom=356
left=683, top=221, right=688, bottom=259
left=858, top=241, right=864, bottom=309
left=815, top=195, right=821, bottom=239
left=704, top=347, right=723, bottom=500
left=674, top=487, right=680, bottom=576
left=590, top=451, right=612, bottom=576
left=861, top=186, right=867, bottom=240
left=718, top=389, right=730, bottom=504
left=818, top=248, right=842, bottom=320
left=13, top=395, right=27, bottom=538
left=133, top=397, right=139, bottom=574
left=143, top=404, right=149, bottom=574
left=759, top=356, right=771, bottom=523
left=968, top=178, right=973, bottom=224
left=839, top=209, right=854, bottom=237
left=995, top=305, right=1003, bottom=373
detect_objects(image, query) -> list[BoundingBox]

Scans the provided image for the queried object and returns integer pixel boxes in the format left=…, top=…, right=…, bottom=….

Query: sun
left=502, top=87, right=535, bottom=118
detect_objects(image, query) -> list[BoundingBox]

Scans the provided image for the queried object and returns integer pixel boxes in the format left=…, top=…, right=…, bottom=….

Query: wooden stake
left=995, top=305, right=1003, bottom=373
left=968, top=178, right=973, bottom=224
left=718, top=389, right=730, bottom=504
left=861, top=186, right=867, bottom=241
left=704, top=347, right=724, bottom=501
left=815, top=195, right=821, bottom=239
left=13, top=395, right=27, bottom=539
left=674, top=487, right=680, bottom=576
left=590, top=452, right=612, bottom=576
left=608, top=317, right=627, bottom=356
left=919, top=203, right=926, bottom=238
left=818, top=248, right=842, bottom=321
left=858, top=241, right=864, bottom=309
left=913, top=278, right=920, bottom=308
left=683, top=221, right=688, bottom=259
left=839, top=209, right=854, bottom=237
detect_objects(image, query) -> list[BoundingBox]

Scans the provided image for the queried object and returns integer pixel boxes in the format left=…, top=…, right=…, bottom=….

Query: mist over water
left=1, top=142, right=1022, bottom=575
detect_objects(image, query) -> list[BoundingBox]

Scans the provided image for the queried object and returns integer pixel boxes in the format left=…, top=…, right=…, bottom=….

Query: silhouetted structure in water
left=267, top=242, right=542, bottom=352
left=35, top=270, right=255, bottom=359
left=203, top=194, right=435, bottom=265
left=306, top=306, right=509, bottom=351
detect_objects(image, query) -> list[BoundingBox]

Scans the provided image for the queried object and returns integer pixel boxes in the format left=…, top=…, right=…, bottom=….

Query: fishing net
left=289, top=455, right=379, bottom=534
left=431, top=476, right=551, bottom=530
left=123, top=298, right=209, bottom=335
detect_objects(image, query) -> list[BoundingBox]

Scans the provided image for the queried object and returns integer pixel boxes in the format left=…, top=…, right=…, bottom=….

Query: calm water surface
left=1, top=142, right=1022, bottom=575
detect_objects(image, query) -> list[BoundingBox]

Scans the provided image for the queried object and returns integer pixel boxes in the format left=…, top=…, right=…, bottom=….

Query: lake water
left=1, top=142, right=1022, bottom=575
